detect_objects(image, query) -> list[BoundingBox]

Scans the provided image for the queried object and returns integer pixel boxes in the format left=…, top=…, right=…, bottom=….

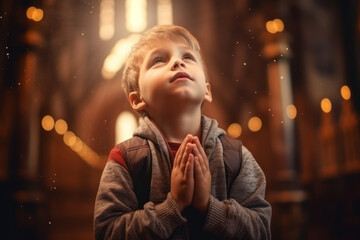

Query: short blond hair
left=122, top=25, right=208, bottom=98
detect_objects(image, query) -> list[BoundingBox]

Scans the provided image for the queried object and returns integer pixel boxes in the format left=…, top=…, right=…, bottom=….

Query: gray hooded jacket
left=94, top=115, right=271, bottom=239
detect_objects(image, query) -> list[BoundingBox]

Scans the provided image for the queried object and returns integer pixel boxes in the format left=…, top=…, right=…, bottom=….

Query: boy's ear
left=129, top=91, right=147, bottom=111
left=204, top=83, right=212, bottom=103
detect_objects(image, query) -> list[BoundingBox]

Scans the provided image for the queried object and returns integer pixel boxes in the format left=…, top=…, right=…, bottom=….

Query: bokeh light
left=54, top=119, right=68, bottom=135
left=248, top=117, right=262, bottom=132
left=286, top=104, right=297, bottom=119
left=26, top=6, right=44, bottom=22
left=321, top=98, right=332, bottom=113
left=341, top=85, right=351, bottom=100
left=72, top=138, right=84, bottom=153
left=227, top=123, right=242, bottom=138
left=266, top=18, right=284, bottom=34
left=41, top=118, right=104, bottom=169
left=273, top=19, right=284, bottom=32
left=41, top=115, right=54, bottom=131
left=63, top=131, right=76, bottom=147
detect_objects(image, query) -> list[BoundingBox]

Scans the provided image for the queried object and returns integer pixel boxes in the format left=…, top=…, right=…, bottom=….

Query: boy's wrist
left=175, top=200, right=185, bottom=212
left=170, top=193, right=186, bottom=212
left=194, top=198, right=210, bottom=213
left=155, top=193, right=187, bottom=233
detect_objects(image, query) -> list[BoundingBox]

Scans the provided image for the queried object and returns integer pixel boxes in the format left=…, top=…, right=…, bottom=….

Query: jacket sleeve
left=203, top=146, right=272, bottom=239
left=94, top=160, right=186, bottom=240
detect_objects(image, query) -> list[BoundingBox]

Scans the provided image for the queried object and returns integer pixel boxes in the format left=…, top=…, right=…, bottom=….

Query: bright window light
left=102, top=34, right=140, bottom=79
left=126, top=0, right=147, bottom=33
left=157, top=0, right=173, bottom=25
left=100, top=0, right=115, bottom=40
left=116, top=111, right=138, bottom=143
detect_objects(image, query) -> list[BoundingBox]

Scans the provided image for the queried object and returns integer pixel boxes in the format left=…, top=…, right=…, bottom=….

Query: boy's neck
left=149, top=107, right=202, bottom=143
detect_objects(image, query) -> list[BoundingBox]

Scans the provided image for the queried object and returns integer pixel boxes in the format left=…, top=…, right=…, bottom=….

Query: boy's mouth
left=170, top=72, right=193, bottom=82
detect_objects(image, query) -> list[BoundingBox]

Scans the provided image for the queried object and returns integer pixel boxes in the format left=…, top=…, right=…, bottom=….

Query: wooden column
left=263, top=36, right=297, bottom=189
left=263, top=33, right=306, bottom=240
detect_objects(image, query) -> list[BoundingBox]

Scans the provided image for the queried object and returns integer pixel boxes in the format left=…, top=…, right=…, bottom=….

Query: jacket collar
left=133, top=115, right=225, bottom=156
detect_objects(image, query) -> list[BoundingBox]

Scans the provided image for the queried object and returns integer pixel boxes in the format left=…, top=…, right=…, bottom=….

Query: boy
left=94, top=25, right=271, bottom=239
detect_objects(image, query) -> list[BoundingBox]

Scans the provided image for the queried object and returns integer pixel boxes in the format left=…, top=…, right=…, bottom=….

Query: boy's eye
left=152, top=57, right=165, bottom=64
left=183, top=54, right=195, bottom=61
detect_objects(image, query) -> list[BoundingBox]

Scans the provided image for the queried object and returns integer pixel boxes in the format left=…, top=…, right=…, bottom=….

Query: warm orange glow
left=341, top=85, right=351, bottom=100
left=26, top=7, right=36, bottom=19
left=227, top=123, right=242, bottom=138
left=63, top=131, right=76, bottom=147
left=54, top=119, right=68, bottom=135
left=321, top=98, right=332, bottom=113
left=286, top=104, right=297, bottom=119
left=41, top=115, right=54, bottom=131
left=72, top=138, right=84, bottom=152
left=248, top=117, right=262, bottom=132
left=266, top=21, right=277, bottom=34
left=63, top=131, right=103, bottom=169
left=26, top=6, right=44, bottom=22
left=273, top=19, right=284, bottom=32
left=266, top=19, right=284, bottom=34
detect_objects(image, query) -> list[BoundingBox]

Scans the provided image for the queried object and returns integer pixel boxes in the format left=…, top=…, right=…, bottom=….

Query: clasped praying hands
left=170, top=134, right=212, bottom=213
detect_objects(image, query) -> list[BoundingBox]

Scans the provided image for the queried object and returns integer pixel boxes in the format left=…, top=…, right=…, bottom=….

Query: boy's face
left=130, top=38, right=212, bottom=114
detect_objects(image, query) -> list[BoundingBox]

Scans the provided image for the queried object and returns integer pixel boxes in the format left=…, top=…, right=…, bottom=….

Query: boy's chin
left=168, top=94, right=207, bottom=106
left=167, top=89, right=208, bottom=102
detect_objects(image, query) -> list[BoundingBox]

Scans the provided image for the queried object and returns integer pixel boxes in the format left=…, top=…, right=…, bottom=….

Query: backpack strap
left=116, top=136, right=152, bottom=209
left=219, top=134, right=243, bottom=195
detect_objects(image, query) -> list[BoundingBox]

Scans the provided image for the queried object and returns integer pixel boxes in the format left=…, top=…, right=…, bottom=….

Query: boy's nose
left=171, top=59, right=186, bottom=70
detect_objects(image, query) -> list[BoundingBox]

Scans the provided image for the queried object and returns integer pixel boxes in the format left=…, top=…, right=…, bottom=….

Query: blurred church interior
left=1, top=0, right=359, bottom=239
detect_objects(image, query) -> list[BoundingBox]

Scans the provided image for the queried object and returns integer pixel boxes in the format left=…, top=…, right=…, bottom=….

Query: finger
left=193, top=137, right=207, bottom=159
left=173, top=154, right=179, bottom=169
left=185, top=153, right=194, bottom=180
left=174, top=136, right=188, bottom=167
left=193, top=156, right=203, bottom=179
left=192, top=144, right=209, bottom=176
left=180, top=144, right=192, bottom=172
left=193, top=138, right=209, bottom=170
left=174, top=135, right=192, bottom=168
left=191, top=145, right=205, bottom=174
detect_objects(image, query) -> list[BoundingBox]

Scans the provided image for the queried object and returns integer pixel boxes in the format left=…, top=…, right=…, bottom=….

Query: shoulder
left=241, top=145, right=256, bottom=163
left=116, top=136, right=148, bottom=152
left=108, top=136, right=149, bottom=170
left=240, top=146, right=266, bottom=178
left=108, top=146, right=128, bottom=170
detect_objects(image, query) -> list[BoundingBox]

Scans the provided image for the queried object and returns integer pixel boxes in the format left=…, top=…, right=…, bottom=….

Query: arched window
left=100, top=0, right=173, bottom=79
